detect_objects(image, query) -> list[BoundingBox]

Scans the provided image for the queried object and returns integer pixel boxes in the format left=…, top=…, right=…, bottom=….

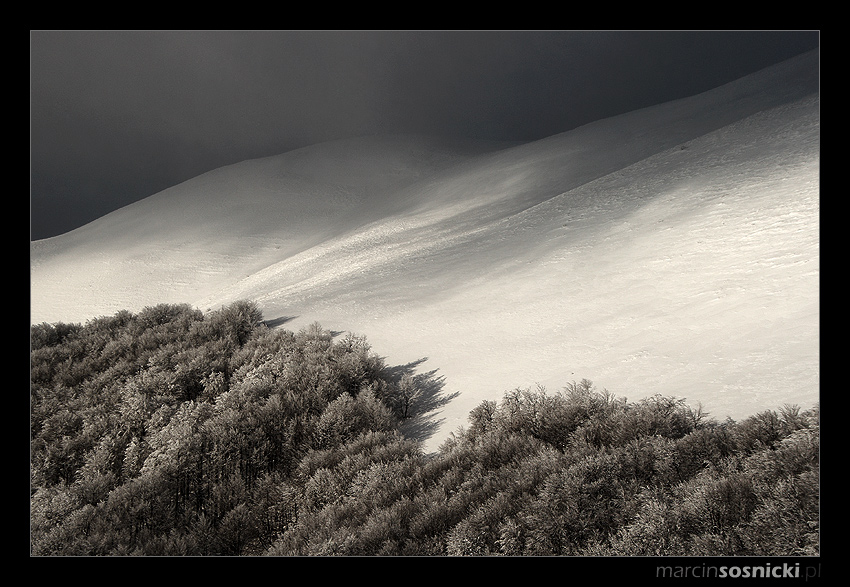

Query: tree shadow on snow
left=262, top=315, right=298, bottom=328
left=386, top=358, right=460, bottom=449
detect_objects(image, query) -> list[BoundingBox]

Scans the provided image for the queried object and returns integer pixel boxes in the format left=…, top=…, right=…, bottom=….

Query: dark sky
left=30, top=30, right=820, bottom=240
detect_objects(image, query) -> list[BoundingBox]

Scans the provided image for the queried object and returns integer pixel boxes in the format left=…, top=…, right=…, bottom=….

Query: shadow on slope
left=383, top=357, right=461, bottom=448
left=262, top=315, right=298, bottom=328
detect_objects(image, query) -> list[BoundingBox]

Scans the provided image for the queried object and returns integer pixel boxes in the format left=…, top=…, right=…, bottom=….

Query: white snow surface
left=31, top=50, right=819, bottom=452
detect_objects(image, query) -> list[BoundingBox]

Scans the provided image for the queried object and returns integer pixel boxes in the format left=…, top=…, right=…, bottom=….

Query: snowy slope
left=30, top=134, right=512, bottom=321
left=31, top=50, right=819, bottom=452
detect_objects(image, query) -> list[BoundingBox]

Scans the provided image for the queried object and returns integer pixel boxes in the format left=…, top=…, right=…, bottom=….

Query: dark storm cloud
left=30, top=30, right=820, bottom=240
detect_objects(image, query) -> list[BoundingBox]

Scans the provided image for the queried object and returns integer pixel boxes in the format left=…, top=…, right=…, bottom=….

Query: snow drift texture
left=31, top=50, right=820, bottom=451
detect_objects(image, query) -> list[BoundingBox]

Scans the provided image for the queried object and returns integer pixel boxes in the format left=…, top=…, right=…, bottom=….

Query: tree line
left=30, top=301, right=818, bottom=556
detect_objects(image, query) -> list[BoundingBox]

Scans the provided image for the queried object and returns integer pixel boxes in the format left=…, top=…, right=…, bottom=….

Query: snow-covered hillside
left=31, top=50, right=819, bottom=452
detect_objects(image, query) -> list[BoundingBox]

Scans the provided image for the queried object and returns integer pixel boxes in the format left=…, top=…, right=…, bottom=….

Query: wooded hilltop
left=30, top=301, right=819, bottom=556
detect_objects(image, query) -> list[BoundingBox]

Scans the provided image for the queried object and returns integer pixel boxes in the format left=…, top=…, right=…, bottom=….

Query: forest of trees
left=30, top=301, right=819, bottom=556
